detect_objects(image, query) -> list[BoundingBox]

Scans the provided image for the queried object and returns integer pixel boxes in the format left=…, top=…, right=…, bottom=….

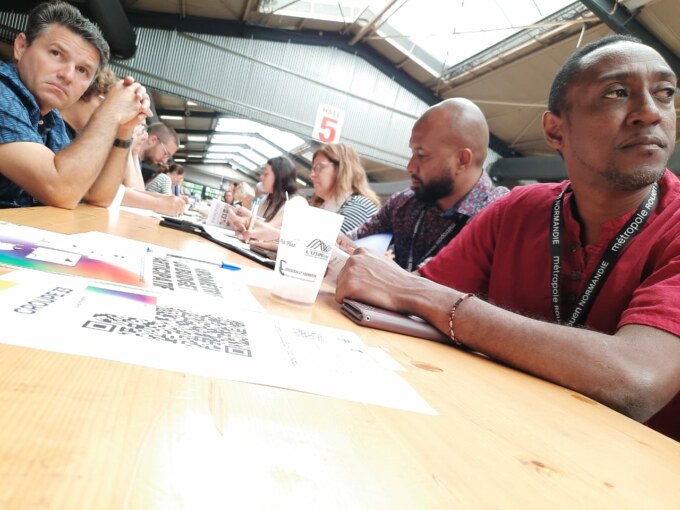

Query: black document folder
left=159, top=217, right=275, bottom=269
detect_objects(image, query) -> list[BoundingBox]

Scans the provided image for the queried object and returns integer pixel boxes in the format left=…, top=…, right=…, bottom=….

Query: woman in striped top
left=309, top=144, right=380, bottom=233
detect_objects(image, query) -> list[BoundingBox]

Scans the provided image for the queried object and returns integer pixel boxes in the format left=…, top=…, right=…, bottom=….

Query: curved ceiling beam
left=348, top=0, right=402, bottom=46
left=126, top=11, right=517, bottom=158
left=580, top=0, right=680, bottom=76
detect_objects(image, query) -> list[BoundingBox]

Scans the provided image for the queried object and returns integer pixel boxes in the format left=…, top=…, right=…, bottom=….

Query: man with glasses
left=141, top=122, right=178, bottom=162
left=138, top=122, right=179, bottom=183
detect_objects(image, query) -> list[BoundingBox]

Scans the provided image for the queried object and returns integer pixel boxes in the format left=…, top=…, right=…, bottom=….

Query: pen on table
left=174, top=184, right=180, bottom=196
left=149, top=248, right=241, bottom=270
left=169, top=253, right=241, bottom=270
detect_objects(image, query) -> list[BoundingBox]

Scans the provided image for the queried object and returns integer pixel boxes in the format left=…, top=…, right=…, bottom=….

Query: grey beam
left=580, top=0, right=680, bottom=77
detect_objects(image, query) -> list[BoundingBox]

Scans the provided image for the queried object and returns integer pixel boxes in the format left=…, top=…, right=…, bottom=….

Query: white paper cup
left=271, top=200, right=344, bottom=305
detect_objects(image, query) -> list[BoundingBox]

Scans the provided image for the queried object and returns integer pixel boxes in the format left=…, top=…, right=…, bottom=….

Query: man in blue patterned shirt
left=0, top=1, right=151, bottom=209
left=344, top=98, right=508, bottom=270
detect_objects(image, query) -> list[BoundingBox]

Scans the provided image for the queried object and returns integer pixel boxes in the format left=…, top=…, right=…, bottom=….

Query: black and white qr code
left=82, top=306, right=252, bottom=357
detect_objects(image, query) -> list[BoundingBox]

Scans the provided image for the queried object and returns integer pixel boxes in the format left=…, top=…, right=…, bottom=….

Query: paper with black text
left=0, top=270, right=435, bottom=414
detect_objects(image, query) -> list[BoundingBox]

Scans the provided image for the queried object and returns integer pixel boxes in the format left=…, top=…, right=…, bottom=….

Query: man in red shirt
left=336, top=35, right=680, bottom=441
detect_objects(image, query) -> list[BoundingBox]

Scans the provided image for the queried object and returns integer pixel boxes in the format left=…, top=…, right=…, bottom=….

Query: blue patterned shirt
left=350, top=171, right=508, bottom=270
left=0, top=61, right=71, bottom=208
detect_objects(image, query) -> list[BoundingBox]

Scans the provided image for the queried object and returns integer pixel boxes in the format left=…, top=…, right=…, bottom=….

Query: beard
left=598, top=166, right=665, bottom=192
left=412, top=174, right=455, bottom=203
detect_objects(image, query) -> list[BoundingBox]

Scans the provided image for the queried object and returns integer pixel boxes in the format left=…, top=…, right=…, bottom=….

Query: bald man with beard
left=344, top=98, right=508, bottom=271
left=337, top=36, right=680, bottom=441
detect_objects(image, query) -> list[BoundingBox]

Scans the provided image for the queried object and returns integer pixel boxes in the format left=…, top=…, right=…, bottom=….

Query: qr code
left=82, top=306, right=251, bottom=357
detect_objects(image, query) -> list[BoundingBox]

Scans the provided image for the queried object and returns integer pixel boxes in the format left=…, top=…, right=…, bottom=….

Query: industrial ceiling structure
left=0, top=0, right=678, bottom=192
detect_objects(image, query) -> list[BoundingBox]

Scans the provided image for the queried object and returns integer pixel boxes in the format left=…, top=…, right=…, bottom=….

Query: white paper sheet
left=356, top=232, right=393, bottom=255
left=0, top=226, right=263, bottom=311
left=0, top=270, right=434, bottom=414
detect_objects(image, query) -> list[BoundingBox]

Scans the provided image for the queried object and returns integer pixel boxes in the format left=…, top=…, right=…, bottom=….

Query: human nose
left=56, top=63, right=75, bottom=83
left=629, top=90, right=662, bottom=126
left=406, top=155, right=418, bottom=174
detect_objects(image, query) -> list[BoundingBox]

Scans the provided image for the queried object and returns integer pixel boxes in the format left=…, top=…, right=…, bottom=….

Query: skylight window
left=263, top=0, right=577, bottom=75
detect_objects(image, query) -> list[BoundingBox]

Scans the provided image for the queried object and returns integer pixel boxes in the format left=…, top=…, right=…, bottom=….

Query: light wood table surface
left=0, top=205, right=679, bottom=509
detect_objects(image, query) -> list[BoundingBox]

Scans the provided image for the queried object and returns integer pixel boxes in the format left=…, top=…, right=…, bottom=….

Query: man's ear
left=13, top=33, right=28, bottom=63
left=543, top=111, right=564, bottom=151
left=455, top=148, right=473, bottom=172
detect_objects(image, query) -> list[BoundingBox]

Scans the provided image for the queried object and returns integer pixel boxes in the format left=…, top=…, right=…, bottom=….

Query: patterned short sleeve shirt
left=0, top=61, right=71, bottom=208
left=351, top=171, right=508, bottom=270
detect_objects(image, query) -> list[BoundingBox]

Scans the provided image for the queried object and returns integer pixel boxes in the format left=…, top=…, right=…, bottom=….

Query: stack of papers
left=0, top=222, right=434, bottom=414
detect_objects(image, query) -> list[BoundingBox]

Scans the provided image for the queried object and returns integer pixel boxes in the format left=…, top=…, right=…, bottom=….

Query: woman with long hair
left=229, top=156, right=298, bottom=230
left=309, top=144, right=379, bottom=233
left=259, top=156, right=299, bottom=225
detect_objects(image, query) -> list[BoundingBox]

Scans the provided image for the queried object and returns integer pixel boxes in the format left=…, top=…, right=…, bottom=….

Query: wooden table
left=1, top=205, right=679, bottom=509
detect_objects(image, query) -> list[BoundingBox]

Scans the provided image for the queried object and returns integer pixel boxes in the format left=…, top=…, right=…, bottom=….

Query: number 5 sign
left=312, top=104, right=345, bottom=143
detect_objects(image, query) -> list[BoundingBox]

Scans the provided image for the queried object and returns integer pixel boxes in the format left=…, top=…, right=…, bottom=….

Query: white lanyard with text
left=406, top=207, right=468, bottom=272
left=550, top=182, right=658, bottom=327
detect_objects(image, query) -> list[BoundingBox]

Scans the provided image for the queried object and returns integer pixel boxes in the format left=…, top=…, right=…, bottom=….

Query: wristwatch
left=113, top=138, right=133, bottom=149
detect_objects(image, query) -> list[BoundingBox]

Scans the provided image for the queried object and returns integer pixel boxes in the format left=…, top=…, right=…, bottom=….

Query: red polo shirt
left=421, top=170, right=680, bottom=441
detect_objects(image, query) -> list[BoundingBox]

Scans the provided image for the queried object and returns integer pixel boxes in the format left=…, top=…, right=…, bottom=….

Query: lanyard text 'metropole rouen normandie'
left=550, top=182, right=658, bottom=327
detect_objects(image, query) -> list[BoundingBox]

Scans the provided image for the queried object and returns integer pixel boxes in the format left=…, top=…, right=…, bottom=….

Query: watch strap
left=113, top=138, right=133, bottom=149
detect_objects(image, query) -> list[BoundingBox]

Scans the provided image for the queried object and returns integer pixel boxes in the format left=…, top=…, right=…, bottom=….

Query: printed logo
left=305, top=239, right=331, bottom=260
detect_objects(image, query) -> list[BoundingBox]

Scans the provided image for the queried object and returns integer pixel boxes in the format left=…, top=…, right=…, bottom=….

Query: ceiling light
left=173, top=158, right=186, bottom=162
left=187, top=135, right=208, bottom=142
left=160, top=115, right=183, bottom=121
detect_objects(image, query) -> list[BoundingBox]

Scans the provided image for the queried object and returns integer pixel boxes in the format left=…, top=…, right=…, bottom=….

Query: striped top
left=145, top=173, right=172, bottom=195
left=337, top=194, right=379, bottom=234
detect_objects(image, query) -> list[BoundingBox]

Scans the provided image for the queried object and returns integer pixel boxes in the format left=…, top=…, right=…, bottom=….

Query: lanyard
left=406, top=207, right=468, bottom=271
left=550, top=182, right=658, bottom=327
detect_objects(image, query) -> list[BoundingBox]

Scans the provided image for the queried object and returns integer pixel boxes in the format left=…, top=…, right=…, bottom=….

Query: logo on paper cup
left=305, top=239, right=331, bottom=260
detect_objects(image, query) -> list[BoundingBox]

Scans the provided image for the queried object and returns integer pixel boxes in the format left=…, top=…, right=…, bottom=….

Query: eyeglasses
left=311, top=161, right=335, bottom=174
left=159, top=140, right=172, bottom=161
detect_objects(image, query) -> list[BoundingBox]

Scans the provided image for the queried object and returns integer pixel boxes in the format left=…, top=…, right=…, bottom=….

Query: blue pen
left=219, top=262, right=241, bottom=271
left=174, top=184, right=180, bottom=196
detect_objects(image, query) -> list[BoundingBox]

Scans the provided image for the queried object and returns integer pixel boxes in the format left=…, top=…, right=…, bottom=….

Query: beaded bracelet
left=448, top=293, right=474, bottom=346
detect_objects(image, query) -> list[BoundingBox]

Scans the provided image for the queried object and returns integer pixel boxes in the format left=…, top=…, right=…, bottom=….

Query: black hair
left=547, top=34, right=642, bottom=115
left=261, top=156, right=298, bottom=222
left=25, top=0, right=110, bottom=71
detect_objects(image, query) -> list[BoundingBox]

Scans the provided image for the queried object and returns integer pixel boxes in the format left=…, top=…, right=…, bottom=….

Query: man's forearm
left=83, top=144, right=130, bottom=207
left=123, top=153, right=145, bottom=190
left=413, top=284, right=679, bottom=423
left=53, top=108, right=130, bottom=207
left=121, top=188, right=185, bottom=216
left=337, top=252, right=680, bottom=424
